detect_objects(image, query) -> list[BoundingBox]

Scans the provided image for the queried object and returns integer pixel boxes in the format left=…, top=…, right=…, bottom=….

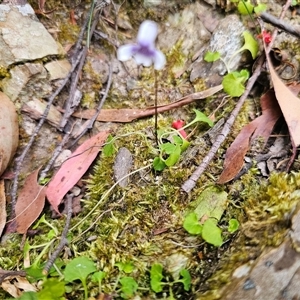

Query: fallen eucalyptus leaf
left=46, top=131, right=109, bottom=212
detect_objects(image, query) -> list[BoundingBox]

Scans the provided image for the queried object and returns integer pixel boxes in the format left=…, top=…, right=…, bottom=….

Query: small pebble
left=113, top=147, right=133, bottom=188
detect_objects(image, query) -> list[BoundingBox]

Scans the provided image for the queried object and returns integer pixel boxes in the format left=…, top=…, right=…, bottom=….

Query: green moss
left=196, top=172, right=300, bottom=298
left=0, top=65, right=10, bottom=78
left=58, top=23, right=80, bottom=46
left=81, top=92, right=96, bottom=109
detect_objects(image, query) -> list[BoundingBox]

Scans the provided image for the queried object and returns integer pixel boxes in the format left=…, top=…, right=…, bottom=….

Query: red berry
left=171, top=120, right=187, bottom=139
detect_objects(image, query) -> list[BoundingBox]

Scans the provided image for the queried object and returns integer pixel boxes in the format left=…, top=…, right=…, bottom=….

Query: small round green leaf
left=64, top=257, right=97, bottom=283
left=150, top=263, right=164, bottom=293
left=204, top=51, right=221, bottom=62
left=202, top=218, right=223, bottom=247
left=120, top=276, right=138, bottom=298
left=228, top=218, right=240, bottom=233
left=183, top=212, right=202, bottom=235
left=153, top=157, right=166, bottom=171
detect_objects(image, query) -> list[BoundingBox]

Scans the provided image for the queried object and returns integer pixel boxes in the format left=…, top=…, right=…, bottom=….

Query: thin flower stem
left=154, top=69, right=158, bottom=146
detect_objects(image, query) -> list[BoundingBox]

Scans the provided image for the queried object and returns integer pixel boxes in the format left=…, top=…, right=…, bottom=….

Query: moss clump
left=58, top=23, right=80, bottom=46
left=0, top=65, right=10, bottom=78
left=196, top=171, right=300, bottom=298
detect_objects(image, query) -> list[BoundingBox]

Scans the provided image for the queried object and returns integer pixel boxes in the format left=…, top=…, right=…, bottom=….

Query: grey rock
left=190, top=14, right=248, bottom=86
left=0, top=4, right=64, bottom=68
left=113, top=147, right=133, bottom=188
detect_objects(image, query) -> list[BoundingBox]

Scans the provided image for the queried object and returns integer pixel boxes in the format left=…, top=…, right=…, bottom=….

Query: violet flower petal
left=134, top=52, right=152, bottom=67
left=117, top=44, right=137, bottom=61
left=153, top=50, right=166, bottom=70
left=137, top=20, right=158, bottom=45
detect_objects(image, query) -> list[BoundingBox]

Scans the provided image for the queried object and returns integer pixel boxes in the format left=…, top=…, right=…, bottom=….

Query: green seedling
left=153, top=109, right=213, bottom=171
left=38, top=177, right=51, bottom=185
left=204, top=30, right=258, bottom=97
left=24, top=215, right=62, bottom=280
left=150, top=263, right=164, bottom=293
left=115, top=261, right=135, bottom=274
left=228, top=218, right=240, bottom=233
left=91, top=271, right=106, bottom=294
left=233, top=0, right=266, bottom=15
left=113, top=261, right=142, bottom=299
left=222, top=69, right=249, bottom=97
left=102, top=134, right=116, bottom=157
left=63, top=256, right=97, bottom=300
left=183, top=212, right=240, bottom=247
left=183, top=186, right=239, bottom=246
left=150, top=263, right=191, bottom=298
left=119, top=276, right=139, bottom=299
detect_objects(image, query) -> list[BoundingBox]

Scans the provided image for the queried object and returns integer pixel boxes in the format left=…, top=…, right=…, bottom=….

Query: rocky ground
left=1, top=0, right=300, bottom=299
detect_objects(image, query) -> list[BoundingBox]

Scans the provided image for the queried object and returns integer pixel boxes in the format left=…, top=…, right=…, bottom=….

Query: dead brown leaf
left=2, top=275, right=36, bottom=298
left=265, top=45, right=300, bottom=147
left=46, top=131, right=109, bottom=212
left=218, top=89, right=282, bottom=184
left=72, top=85, right=223, bottom=123
left=15, top=168, right=46, bottom=234
left=0, top=92, right=19, bottom=176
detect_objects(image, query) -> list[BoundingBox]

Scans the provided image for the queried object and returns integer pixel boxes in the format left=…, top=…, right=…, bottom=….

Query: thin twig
left=10, top=51, right=84, bottom=216
left=60, top=7, right=102, bottom=130
left=181, top=0, right=292, bottom=193
left=60, top=47, right=87, bottom=130
left=70, top=60, right=113, bottom=147
left=43, top=194, right=73, bottom=275
left=181, top=54, right=265, bottom=193
left=39, top=133, right=70, bottom=180
left=260, top=11, right=300, bottom=39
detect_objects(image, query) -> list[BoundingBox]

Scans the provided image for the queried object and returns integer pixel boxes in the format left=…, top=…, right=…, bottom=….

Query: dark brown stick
left=260, top=11, right=300, bottom=39
left=10, top=51, right=84, bottom=216
left=42, top=194, right=72, bottom=275
left=181, top=54, right=265, bottom=193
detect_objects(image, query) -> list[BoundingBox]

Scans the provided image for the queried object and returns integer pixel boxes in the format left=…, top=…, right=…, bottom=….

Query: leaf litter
left=3, top=1, right=300, bottom=299
left=15, top=167, right=46, bottom=234
left=46, top=131, right=109, bottom=212
left=218, top=89, right=282, bottom=183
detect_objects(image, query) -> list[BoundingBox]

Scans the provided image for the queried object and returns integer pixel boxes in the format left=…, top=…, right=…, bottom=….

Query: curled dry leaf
left=46, top=131, right=109, bottom=212
left=15, top=168, right=46, bottom=234
left=264, top=44, right=300, bottom=147
left=72, top=85, right=223, bottom=123
left=218, top=89, right=282, bottom=184
left=0, top=92, right=19, bottom=176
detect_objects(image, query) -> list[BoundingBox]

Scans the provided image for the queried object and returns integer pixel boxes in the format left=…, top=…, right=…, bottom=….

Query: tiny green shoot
left=237, top=0, right=254, bottom=15
left=115, top=261, right=135, bottom=274
left=178, top=269, right=192, bottom=291
left=150, top=263, right=164, bottom=293
left=204, top=51, right=221, bottom=62
left=103, top=134, right=115, bottom=157
left=119, top=276, right=139, bottom=299
left=183, top=212, right=202, bottom=235
left=204, top=30, right=258, bottom=97
left=202, top=218, right=223, bottom=247
left=228, top=218, right=240, bottom=233
left=222, top=69, right=249, bottom=97
left=253, top=3, right=267, bottom=13
left=153, top=109, right=213, bottom=171
left=91, top=271, right=106, bottom=294
left=150, top=263, right=191, bottom=295
left=63, top=257, right=97, bottom=300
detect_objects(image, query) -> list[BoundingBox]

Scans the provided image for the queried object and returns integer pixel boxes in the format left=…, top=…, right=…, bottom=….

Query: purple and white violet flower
left=117, top=20, right=166, bottom=70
